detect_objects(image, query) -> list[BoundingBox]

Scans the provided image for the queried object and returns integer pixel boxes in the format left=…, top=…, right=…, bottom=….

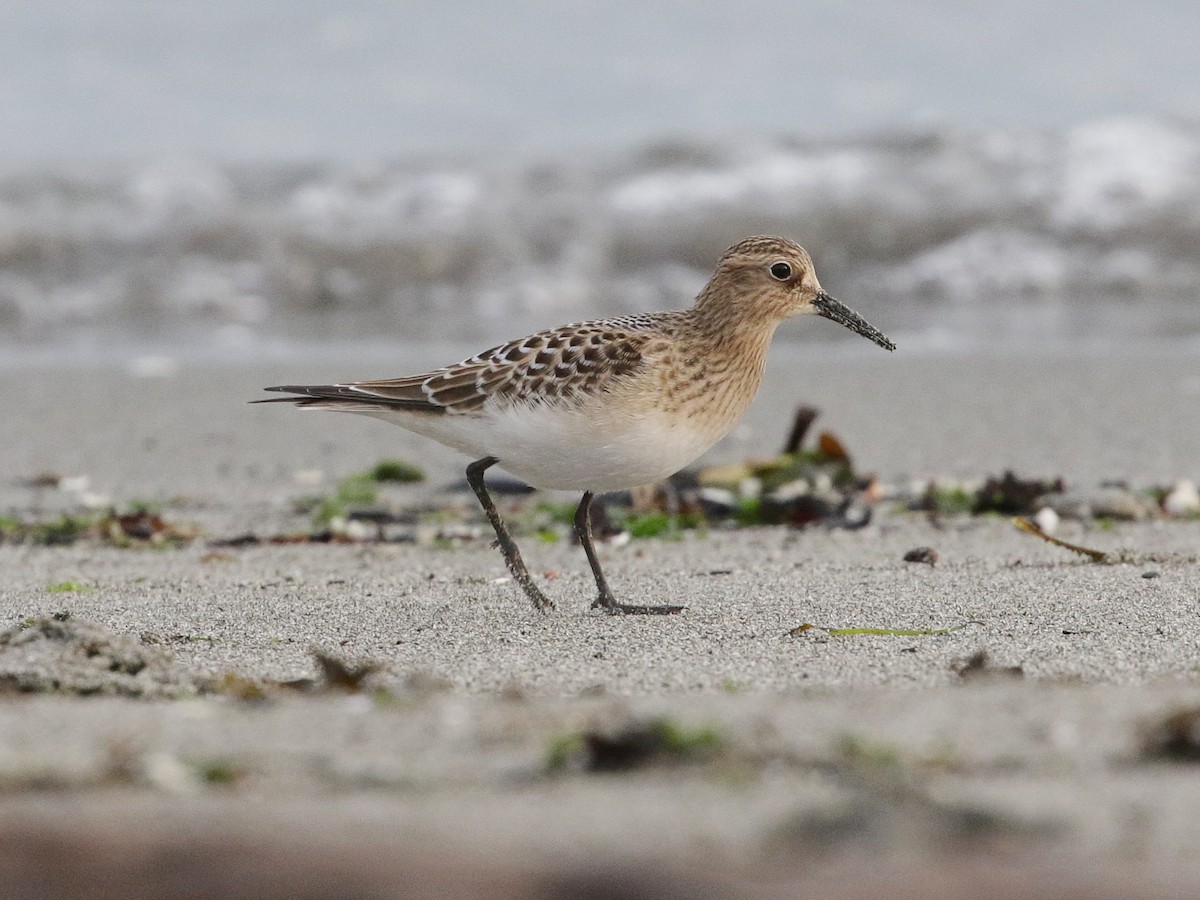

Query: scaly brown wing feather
left=258, top=314, right=676, bottom=414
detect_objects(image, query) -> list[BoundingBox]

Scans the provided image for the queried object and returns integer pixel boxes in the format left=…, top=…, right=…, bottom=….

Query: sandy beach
left=5, top=1, right=1200, bottom=893
left=2, top=346, right=1199, bottom=898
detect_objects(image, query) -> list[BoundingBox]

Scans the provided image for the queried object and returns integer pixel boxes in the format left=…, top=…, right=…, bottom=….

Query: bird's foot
left=591, top=595, right=685, bottom=616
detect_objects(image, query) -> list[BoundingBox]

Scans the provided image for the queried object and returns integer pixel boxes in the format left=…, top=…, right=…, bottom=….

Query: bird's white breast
left=366, top=401, right=725, bottom=492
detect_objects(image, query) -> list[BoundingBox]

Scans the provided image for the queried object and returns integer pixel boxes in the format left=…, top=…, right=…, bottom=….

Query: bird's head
left=695, top=236, right=895, bottom=351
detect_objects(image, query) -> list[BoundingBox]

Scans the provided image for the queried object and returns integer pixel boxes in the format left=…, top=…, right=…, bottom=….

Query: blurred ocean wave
left=1, top=116, right=1197, bottom=355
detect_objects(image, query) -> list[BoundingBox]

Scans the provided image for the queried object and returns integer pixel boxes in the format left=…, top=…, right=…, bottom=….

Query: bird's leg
left=574, top=491, right=685, bottom=616
left=466, top=457, right=554, bottom=612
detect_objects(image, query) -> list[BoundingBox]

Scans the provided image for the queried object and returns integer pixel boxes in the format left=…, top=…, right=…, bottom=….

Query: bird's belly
left=375, top=403, right=724, bottom=492
left=499, top=416, right=717, bottom=492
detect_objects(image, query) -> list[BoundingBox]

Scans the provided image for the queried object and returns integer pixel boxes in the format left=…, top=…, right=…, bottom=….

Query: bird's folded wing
left=260, top=318, right=661, bottom=415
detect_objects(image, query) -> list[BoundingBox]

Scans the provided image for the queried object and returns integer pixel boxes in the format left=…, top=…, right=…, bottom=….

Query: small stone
left=1163, top=479, right=1200, bottom=517
left=738, top=476, right=763, bottom=500
left=1032, top=506, right=1059, bottom=535
left=333, top=517, right=373, bottom=540
left=604, top=530, right=631, bottom=549
left=903, top=546, right=938, bottom=566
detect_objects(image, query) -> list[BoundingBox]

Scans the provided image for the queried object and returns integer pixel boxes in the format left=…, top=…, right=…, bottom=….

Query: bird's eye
left=769, top=261, right=792, bottom=281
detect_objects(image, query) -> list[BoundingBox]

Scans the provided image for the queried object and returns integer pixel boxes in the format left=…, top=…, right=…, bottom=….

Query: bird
left=258, top=236, right=895, bottom=615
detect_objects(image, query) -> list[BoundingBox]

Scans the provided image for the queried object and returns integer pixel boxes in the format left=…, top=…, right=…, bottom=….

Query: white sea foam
left=0, top=118, right=1197, bottom=354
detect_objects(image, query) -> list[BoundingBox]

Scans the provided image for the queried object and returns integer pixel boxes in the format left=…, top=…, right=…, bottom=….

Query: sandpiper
left=259, top=236, right=894, bottom=615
